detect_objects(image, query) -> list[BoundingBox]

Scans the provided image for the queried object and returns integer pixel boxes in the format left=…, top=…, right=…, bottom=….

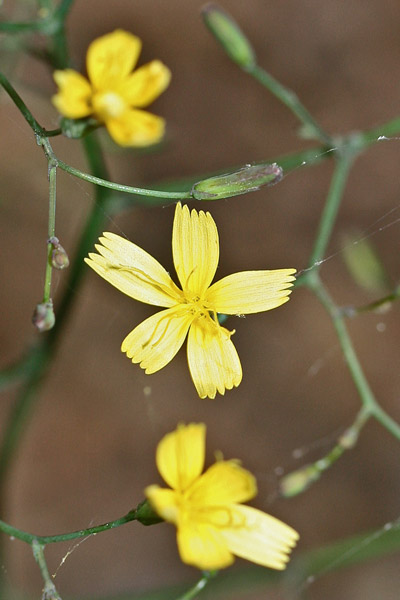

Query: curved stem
left=0, top=509, right=137, bottom=546
left=58, top=159, right=192, bottom=200
left=175, top=572, right=217, bottom=600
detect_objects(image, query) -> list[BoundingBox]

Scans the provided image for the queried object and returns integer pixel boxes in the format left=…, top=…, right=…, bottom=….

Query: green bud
left=32, top=300, right=55, bottom=332
left=192, top=163, right=283, bottom=200
left=341, top=232, right=389, bottom=293
left=279, top=464, right=320, bottom=498
left=338, top=426, right=359, bottom=450
left=60, top=116, right=99, bottom=139
left=202, top=4, right=256, bottom=70
left=135, top=500, right=163, bottom=526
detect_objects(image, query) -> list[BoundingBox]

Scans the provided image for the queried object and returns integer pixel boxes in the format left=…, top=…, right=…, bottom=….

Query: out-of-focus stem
left=247, top=63, right=332, bottom=146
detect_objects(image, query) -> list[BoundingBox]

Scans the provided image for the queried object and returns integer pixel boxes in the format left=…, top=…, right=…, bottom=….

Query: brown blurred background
left=2, top=1, right=400, bottom=598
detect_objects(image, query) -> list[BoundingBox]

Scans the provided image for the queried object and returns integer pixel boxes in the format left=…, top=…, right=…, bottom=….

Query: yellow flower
left=85, top=203, right=296, bottom=398
left=145, top=423, right=299, bottom=570
left=52, top=30, right=171, bottom=146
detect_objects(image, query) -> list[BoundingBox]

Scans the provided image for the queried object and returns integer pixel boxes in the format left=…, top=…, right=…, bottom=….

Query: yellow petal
left=121, top=306, right=192, bottom=374
left=172, top=203, right=219, bottom=297
left=144, top=486, right=180, bottom=524
left=177, top=519, right=234, bottom=570
left=121, top=60, right=171, bottom=107
left=87, top=30, right=142, bottom=89
left=52, top=69, right=92, bottom=118
left=187, top=319, right=242, bottom=399
left=155, top=423, right=206, bottom=491
left=105, top=109, right=165, bottom=146
left=85, top=232, right=181, bottom=307
left=188, top=461, right=257, bottom=506
left=206, top=269, right=296, bottom=314
left=220, top=505, right=299, bottom=569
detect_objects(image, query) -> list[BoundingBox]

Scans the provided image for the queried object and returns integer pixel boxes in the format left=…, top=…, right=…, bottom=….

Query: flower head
left=52, top=30, right=171, bottom=146
left=145, top=423, right=299, bottom=570
left=85, top=203, right=296, bottom=398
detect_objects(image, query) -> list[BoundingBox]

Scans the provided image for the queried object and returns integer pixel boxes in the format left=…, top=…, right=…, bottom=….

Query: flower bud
left=338, top=426, right=359, bottom=450
left=48, top=237, right=69, bottom=270
left=32, top=301, right=55, bottom=332
left=341, top=232, right=389, bottom=293
left=279, top=464, right=320, bottom=498
left=192, top=163, right=283, bottom=201
left=202, top=4, right=256, bottom=70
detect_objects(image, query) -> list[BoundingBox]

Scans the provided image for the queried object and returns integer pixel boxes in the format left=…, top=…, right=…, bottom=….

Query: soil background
left=1, top=1, right=400, bottom=599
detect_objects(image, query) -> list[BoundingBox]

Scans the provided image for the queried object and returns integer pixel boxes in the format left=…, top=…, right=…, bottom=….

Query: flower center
left=92, top=91, right=126, bottom=120
left=184, top=292, right=213, bottom=321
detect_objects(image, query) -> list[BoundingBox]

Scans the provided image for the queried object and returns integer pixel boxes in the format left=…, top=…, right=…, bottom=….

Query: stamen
left=110, top=263, right=182, bottom=302
left=183, top=265, right=198, bottom=296
left=141, top=307, right=193, bottom=349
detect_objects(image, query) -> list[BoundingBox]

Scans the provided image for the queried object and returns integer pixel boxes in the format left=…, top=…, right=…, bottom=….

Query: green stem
left=0, top=509, right=137, bottom=545
left=0, top=347, right=45, bottom=392
left=246, top=63, right=332, bottom=145
left=55, top=0, right=75, bottom=22
left=306, top=152, right=354, bottom=271
left=0, top=21, right=42, bottom=32
left=280, top=407, right=370, bottom=497
left=175, top=572, right=216, bottom=600
left=43, top=165, right=57, bottom=303
left=0, top=348, right=51, bottom=541
left=0, top=133, right=113, bottom=509
left=58, top=159, right=192, bottom=200
left=32, top=540, right=62, bottom=599
left=342, top=284, right=400, bottom=316
left=44, top=127, right=62, bottom=137
left=306, top=274, right=400, bottom=440
left=361, top=115, right=400, bottom=144
left=0, top=71, right=43, bottom=136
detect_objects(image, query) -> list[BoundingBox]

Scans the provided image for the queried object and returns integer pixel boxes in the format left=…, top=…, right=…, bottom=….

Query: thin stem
left=175, top=572, right=216, bottom=600
left=0, top=71, right=43, bottom=136
left=306, top=152, right=354, bottom=271
left=43, top=165, right=57, bottom=303
left=32, top=540, right=62, bottom=599
left=246, top=63, right=332, bottom=146
left=55, top=0, right=75, bottom=22
left=44, top=128, right=62, bottom=137
left=58, top=159, right=192, bottom=200
left=280, top=407, right=371, bottom=497
left=0, top=348, right=45, bottom=392
left=306, top=274, right=400, bottom=441
left=0, top=509, right=137, bottom=545
left=0, top=133, right=113, bottom=512
left=361, top=115, right=400, bottom=145
left=342, top=284, right=400, bottom=317
left=0, top=21, right=42, bottom=32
